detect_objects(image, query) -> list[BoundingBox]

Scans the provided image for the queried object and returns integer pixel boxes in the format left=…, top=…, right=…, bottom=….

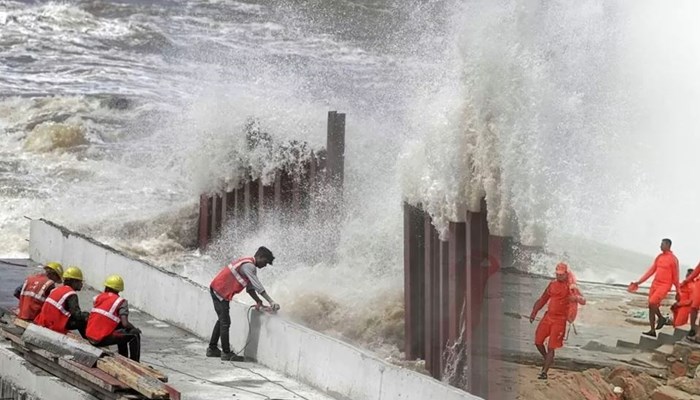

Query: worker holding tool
left=680, top=261, right=700, bottom=338
left=530, top=262, right=586, bottom=380
left=14, top=261, right=63, bottom=321
left=670, top=269, right=696, bottom=328
left=34, top=266, right=89, bottom=337
left=208, top=246, right=279, bottom=361
left=630, top=238, right=680, bottom=337
left=86, top=275, right=141, bottom=362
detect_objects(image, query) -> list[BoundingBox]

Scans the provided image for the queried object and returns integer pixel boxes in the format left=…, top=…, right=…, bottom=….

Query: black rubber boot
left=206, top=346, right=222, bottom=357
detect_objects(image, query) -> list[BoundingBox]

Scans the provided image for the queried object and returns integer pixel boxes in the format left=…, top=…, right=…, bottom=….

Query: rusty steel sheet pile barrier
left=198, top=111, right=345, bottom=249
left=403, top=200, right=521, bottom=398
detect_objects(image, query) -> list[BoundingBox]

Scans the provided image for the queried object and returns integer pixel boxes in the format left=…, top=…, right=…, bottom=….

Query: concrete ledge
left=29, top=219, right=479, bottom=400
left=0, top=343, right=96, bottom=400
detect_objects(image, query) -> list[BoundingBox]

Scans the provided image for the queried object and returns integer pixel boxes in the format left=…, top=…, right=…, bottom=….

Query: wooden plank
left=13, top=344, right=124, bottom=400
left=21, top=323, right=102, bottom=367
left=59, top=358, right=130, bottom=391
left=164, top=385, right=181, bottom=400
left=0, top=326, right=25, bottom=346
left=111, top=353, right=168, bottom=382
left=24, top=344, right=60, bottom=361
left=97, top=358, right=169, bottom=399
left=12, top=317, right=29, bottom=330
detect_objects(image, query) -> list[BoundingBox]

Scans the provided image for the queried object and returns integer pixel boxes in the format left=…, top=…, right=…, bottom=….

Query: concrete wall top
left=29, top=218, right=480, bottom=400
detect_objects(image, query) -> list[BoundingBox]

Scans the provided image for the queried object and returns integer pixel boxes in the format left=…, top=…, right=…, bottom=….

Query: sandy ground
left=491, top=361, right=587, bottom=399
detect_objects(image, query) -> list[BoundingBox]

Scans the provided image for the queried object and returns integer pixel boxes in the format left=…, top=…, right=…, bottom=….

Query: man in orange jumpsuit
left=632, top=238, right=680, bottom=337
left=680, top=261, right=700, bottom=337
left=530, top=263, right=586, bottom=380
left=671, top=269, right=695, bottom=328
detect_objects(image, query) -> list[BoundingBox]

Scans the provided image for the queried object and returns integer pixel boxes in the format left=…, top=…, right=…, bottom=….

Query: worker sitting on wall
left=86, top=275, right=142, bottom=361
left=34, top=266, right=89, bottom=338
left=530, top=262, right=586, bottom=380
left=208, top=246, right=279, bottom=361
left=14, top=262, right=63, bottom=321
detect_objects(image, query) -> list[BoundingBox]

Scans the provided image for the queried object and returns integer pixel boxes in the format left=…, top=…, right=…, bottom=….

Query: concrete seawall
left=29, top=218, right=479, bottom=400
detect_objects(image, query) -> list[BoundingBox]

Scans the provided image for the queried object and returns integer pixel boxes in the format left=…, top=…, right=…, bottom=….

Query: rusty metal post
left=292, top=172, right=302, bottom=212
left=438, top=237, right=449, bottom=375
left=464, top=210, right=483, bottom=388
left=448, top=222, right=466, bottom=342
left=234, top=187, right=242, bottom=219
left=464, top=204, right=489, bottom=397
left=258, top=180, right=275, bottom=220
left=221, top=191, right=228, bottom=226
left=486, top=235, right=505, bottom=400
left=325, top=111, right=345, bottom=190
left=244, top=180, right=259, bottom=221
left=403, top=203, right=425, bottom=361
left=274, top=170, right=283, bottom=212
left=431, top=225, right=441, bottom=378
left=424, top=213, right=435, bottom=375
left=198, top=194, right=210, bottom=249
left=224, top=190, right=234, bottom=225
left=213, top=193, right=222, bottom=234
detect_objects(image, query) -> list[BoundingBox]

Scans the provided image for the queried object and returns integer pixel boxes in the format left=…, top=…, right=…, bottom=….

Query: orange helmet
left=555, top=262, right=568, bottom=274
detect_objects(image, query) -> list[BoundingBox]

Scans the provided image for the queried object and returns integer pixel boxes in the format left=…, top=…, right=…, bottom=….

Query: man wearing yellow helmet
left=35, top=266, right=89, bottom=337
left=86, top=275, right=141, bottom=361
left=14, top=261, right=63, bottom=321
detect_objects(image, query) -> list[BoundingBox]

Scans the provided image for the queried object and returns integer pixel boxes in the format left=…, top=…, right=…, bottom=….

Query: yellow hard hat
left=63, top=266, right=84, bottom=281
left=44, top=262, right=64, bottom=277
left=104, top=275, right=124, bottom=292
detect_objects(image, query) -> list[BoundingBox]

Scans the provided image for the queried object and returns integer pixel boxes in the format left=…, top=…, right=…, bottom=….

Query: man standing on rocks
left=530, top=262, right=586, bottom=380
left=631, top=238, right=680, bottom=337
left=680, top=261, right=700, bottom=337
left=671, top=269, right=695, bottom=329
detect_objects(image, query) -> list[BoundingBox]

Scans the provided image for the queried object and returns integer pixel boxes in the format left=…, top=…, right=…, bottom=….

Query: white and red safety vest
left=18, top=274, right=56, bottom=321
left=86, top=292, right=125, bottom=342
left=34, top=285, right=76, bottom=334
left=210, top=257, right=255, bottom=301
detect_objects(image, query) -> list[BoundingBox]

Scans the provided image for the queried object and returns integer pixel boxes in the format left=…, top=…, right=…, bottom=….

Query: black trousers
left=93, top=328, right=141, bottom=362
left=66, top=316, right=87, bottom=339
left=208, top=287, right=231, bottom=353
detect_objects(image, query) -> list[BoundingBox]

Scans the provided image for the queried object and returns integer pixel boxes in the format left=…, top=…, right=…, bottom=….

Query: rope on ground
left=142, top=305, right=311, bottom=400
left=232, top=305, right=311, bottom=400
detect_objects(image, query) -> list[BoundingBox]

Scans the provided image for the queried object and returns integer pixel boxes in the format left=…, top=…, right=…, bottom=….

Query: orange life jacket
left=34, top=285, right=76, bottom=334
left=86, top=292, right=125, bottom=342
left=567, top=271, right=581, bottom=323
left=210, top=257, right=255, bottom=301
left=18, top=274, right=56, bottom=321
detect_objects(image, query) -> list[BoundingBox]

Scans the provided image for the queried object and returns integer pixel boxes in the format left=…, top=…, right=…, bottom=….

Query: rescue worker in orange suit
left=680, top=261, right=700, bottom=337
left=530, top=263, right=586, bottom=380
left=13, top=262, right=63, bottom=321
left=34, top=266, right=89, bottom=338
left=671, top=269, right=695, bottom=329
left=631, top=238, right=680, bottom=337
left=86, top=275, right=141, bottom=361
left=208, top=246, right=278, bottom=361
